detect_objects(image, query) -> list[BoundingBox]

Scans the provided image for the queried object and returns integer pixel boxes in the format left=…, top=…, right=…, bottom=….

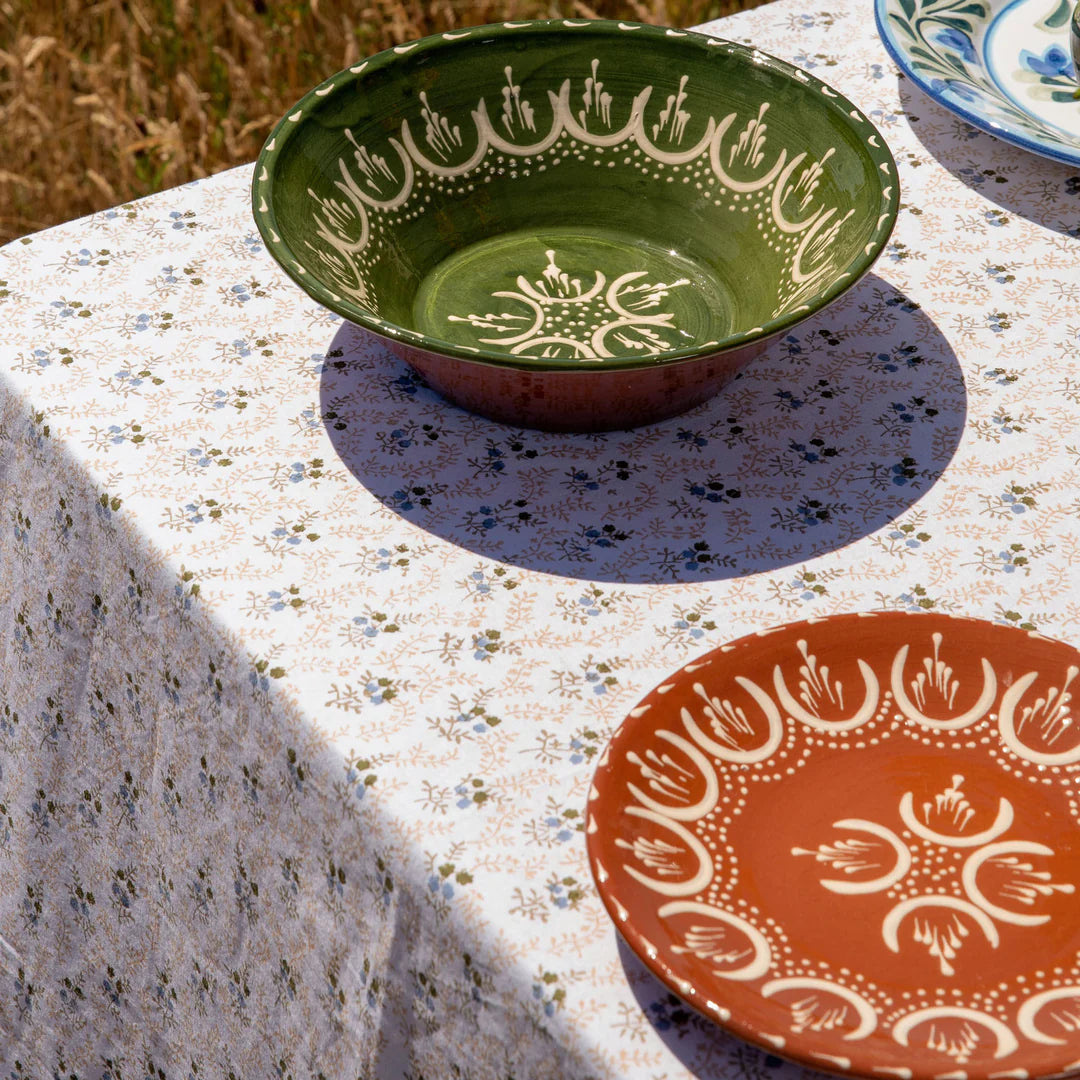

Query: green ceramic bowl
left=253, top=20, right=898, bottom=431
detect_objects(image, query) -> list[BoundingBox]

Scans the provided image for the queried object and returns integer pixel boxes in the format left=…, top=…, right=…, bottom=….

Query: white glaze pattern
left=598, top=621, right=1080, bottom=1073
left=253, top=40, right=895, bottom=348
left=445, top=249, right=693, bottom=359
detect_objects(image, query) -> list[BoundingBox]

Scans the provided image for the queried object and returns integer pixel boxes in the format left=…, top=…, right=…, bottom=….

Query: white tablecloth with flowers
left=2, top=0, right=1080, bottom=1075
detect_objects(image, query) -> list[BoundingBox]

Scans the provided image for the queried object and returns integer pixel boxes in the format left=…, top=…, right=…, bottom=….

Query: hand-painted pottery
left=587, top=612, right=1080, bottom=1079
left=253, top=20, right=897, bottom=431
left=876, top=0, right=1080, bottom=166
left=1071, top=0, right=1080, bottom=82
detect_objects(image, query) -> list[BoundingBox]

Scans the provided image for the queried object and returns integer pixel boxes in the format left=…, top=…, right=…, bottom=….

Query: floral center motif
left=445, top=249, right=691, bottom=360
left=793, top=773, right=1075, bottom=979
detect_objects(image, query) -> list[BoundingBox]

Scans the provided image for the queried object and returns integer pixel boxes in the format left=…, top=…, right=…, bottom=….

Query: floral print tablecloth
left=1, top=0, right=1079, bottom=1076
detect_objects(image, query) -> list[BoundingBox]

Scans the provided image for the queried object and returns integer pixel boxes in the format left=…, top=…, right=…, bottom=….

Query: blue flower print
left=647, top=994, right=693, bottom=1032
left=935, top=28, right=977, bottom=65
left=889, top=458, right=919, bottom=485
left=271, top=526, right=303, bottom=547
left=390, top=372, right=423, bottom=396
left=1001, top=490, right=1028, bottom=513
left=455, top=778, right=490, bottom=808
left=451, top=707, right=495, bottom=735
left=673, top=617, right=707, bottom=640
left=468, top=569, right=492, bottom=594
left=676, top=429, right=709, bottom=449
left=568, top=737, right=588, bottom=765
left=344, top=765, right=368, bottom=801
left=296, top=407, right=319, bottom=433
left=998, top=548, right=1023, bottom=573
left=1019, top=45, right=1072, bottom=78
left=544, top=813, right=575, bottom=843
left=428, top=873, right=454, bottom=900
left=546, top=879, right=573, bottom=909
left=372, top=547, right=407, bottom=572
left=992, top=413, right=1022, bottom=435
left=365, top=678, right=394, bottom=705
left=888, top=527, right=926, bottom=551
left=576, top=593, right=602, bottom=617
left=930, top=78, right=981, bottom=103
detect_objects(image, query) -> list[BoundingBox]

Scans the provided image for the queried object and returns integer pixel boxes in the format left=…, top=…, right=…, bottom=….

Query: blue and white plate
left=876, top=0, right=1080, bottom=165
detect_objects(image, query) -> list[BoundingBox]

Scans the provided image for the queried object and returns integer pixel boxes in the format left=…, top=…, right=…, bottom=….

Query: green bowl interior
left=255, top=22, right=896, bottom=368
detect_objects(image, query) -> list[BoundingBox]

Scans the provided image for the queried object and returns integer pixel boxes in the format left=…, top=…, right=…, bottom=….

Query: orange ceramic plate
left=587, top=612, right=1080, bottom=1080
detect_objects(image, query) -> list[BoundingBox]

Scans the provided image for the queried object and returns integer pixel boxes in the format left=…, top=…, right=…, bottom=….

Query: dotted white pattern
left=588, top=615, right=1080, bottom=1074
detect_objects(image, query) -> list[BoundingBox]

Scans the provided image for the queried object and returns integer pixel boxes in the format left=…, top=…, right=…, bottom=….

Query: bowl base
left=411, top=225, right=733, bottom=362
left=385, top=333, right=770, bottom=432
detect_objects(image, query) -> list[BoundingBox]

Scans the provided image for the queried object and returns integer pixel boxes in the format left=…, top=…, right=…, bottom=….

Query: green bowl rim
left=251, top=18, right=900, bottom=373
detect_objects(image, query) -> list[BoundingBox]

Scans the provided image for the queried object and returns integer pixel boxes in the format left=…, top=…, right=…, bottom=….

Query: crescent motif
left=625, top=729, right=720, bottom=821
left=1016, top=986, right=1080, bottom=1046
left=797, top=818, right=912, bottom=895
left=892, top=1006, right=1019, bottom=1060
left=882, top=895, right=999, bottom=954
left=773, top=658, right=879, bottom=732
left=619, top=806, right=713, bottom=896
left=681, top=676, right=784, bottom=764
left=706, top=111, right=789, bottom=192
left=998, top=669, right=1080, bottom=766
left=760, top=976, right=878, bottom=1040
left=898, top=791, right=1013, bottom=848
left=659, top=900, right=771, bottom=981
left=890, top=645, right=997, bottom=730
left=962, top=840, right=1072, bottom=926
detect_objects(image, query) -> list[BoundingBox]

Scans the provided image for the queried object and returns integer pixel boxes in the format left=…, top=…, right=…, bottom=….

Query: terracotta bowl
left=253, top=20, right=898, bottom=431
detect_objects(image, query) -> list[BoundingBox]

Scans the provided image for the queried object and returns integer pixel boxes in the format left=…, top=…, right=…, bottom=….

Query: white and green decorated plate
left=876, top=0, right=1080, bottom=165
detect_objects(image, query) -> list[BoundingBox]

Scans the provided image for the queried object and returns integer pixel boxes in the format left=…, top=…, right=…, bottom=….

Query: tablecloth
left=1, top=0, right=1079, bottom=1075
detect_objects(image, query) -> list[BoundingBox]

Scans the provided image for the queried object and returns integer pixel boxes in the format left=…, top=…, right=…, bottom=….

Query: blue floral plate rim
left=874, top=0, right=1080, bottom=167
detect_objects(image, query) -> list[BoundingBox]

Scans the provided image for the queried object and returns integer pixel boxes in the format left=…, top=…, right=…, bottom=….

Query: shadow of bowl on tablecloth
left=614, top=937, right=831, bottom=1080
left=895, top=74, right=1080, bottom=237
left=319, top=272, right=967, bottom=585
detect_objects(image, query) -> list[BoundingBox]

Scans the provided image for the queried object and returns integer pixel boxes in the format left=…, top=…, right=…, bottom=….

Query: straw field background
left=0, top=0, right=768, bottom=243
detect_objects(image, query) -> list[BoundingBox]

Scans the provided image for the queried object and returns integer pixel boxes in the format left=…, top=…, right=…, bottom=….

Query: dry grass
left=0, top=0, right=768, bottom=243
